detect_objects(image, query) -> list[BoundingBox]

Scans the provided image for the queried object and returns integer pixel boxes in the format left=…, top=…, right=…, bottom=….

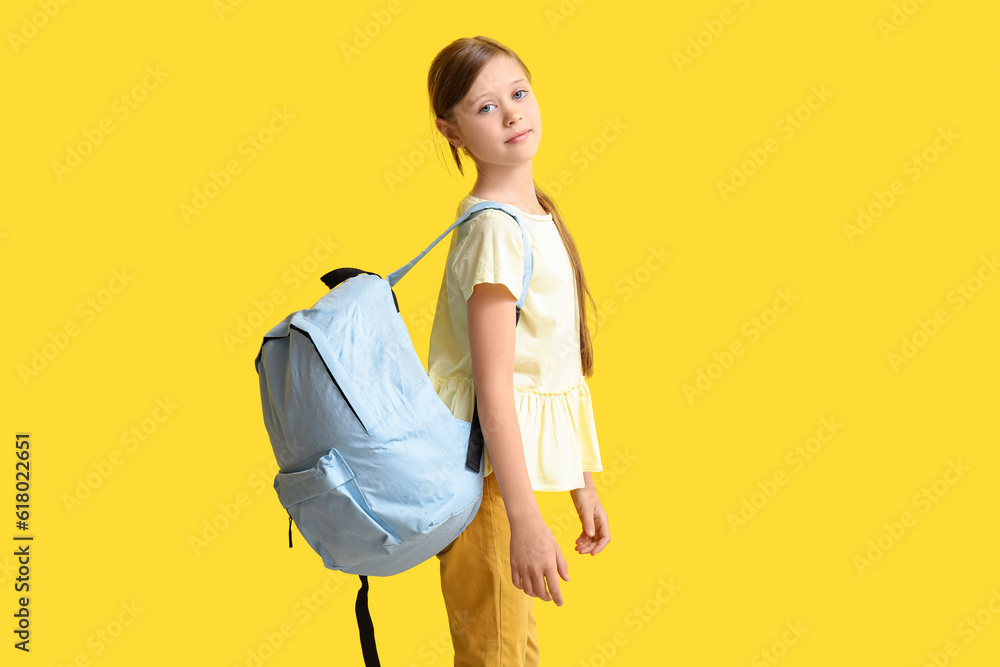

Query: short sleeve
left=450, top=210, right=525, bottom=303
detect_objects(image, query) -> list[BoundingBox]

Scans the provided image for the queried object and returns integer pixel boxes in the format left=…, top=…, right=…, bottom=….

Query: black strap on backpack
left=355, top=576, right=380, bottom=666
left=286, top=525, right=383, bottom=665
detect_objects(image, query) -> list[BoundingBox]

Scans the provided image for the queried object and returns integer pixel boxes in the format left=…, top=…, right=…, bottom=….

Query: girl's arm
left=467, top=282, right=569, bottom=606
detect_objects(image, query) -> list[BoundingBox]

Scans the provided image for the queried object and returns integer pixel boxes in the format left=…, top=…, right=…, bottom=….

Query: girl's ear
left=436, top=117, right=464, bottom=149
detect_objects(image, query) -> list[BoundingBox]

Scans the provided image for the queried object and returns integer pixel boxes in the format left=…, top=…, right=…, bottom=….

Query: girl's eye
left=479, top=90, right=529, bottom=113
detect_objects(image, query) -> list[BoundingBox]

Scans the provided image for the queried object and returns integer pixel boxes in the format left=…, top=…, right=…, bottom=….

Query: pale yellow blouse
left=427, top=194, right=603, bottom=492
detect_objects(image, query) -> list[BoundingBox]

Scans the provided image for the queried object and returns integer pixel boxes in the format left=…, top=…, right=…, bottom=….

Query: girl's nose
left=507, top=111, right=522, bottom=125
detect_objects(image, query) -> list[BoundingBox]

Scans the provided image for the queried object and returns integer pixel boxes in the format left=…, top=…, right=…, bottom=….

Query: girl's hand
left=571, top=479, right=610, bottom=556
left=509, top=514, right=569, bottom=606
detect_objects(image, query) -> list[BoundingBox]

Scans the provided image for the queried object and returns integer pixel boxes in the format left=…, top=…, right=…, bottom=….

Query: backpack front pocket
left=274, top=447, right=401, bottom=570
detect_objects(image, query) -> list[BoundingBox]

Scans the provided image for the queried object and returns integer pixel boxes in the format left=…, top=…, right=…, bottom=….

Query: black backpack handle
left=320, top=268, right=399, bottom=313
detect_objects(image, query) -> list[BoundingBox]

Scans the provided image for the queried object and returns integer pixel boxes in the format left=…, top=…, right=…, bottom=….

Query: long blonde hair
left=427, top=36, right=597, bottom=377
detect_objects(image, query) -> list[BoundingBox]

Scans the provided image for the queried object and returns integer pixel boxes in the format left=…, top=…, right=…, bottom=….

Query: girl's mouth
left=506, top=130, right=531, bottom=143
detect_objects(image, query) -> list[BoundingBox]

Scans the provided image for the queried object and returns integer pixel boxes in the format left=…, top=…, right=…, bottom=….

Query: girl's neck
left=469, top=187, right=547, bottom=217
left=469, top=164, right=546, bottom=216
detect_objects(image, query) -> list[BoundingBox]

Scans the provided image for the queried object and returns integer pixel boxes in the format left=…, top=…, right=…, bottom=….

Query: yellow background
left=3, top=0, right=998, bottom=665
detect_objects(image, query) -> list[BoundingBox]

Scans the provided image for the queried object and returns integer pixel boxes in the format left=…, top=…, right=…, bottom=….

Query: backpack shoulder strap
left=386, top=200, right=534, bottom=316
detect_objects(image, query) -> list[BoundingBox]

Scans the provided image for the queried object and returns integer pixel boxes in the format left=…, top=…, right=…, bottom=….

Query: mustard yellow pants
left=436, top=470, right=540, bottom=666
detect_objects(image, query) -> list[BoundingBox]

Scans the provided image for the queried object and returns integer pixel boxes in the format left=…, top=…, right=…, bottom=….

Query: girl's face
left=437, top=56, right=542, bottom=170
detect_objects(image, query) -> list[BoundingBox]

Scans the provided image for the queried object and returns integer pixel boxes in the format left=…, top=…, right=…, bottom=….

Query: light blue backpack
left=254, top=200, right=532, bottom=666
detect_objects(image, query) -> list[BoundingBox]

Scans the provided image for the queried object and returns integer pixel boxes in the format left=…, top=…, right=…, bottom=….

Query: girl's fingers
left=590, top=521, right=611, bottom=555
left=521, top=575, right=535, bottom=598
left=532, top=573, right=551, bottom=602
left=557, top=547, right=570, bottom=581
left=545, top=569, right=564, bottom=606
left=573, top=516, right=609, bottom=554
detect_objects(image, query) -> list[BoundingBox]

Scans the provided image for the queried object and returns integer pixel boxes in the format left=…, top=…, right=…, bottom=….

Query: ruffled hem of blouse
left=428, top=372, right=603, bottom=492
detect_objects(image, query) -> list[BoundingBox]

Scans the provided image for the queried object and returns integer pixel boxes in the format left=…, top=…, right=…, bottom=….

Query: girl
left=426, top=36, right=610, bottom=666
